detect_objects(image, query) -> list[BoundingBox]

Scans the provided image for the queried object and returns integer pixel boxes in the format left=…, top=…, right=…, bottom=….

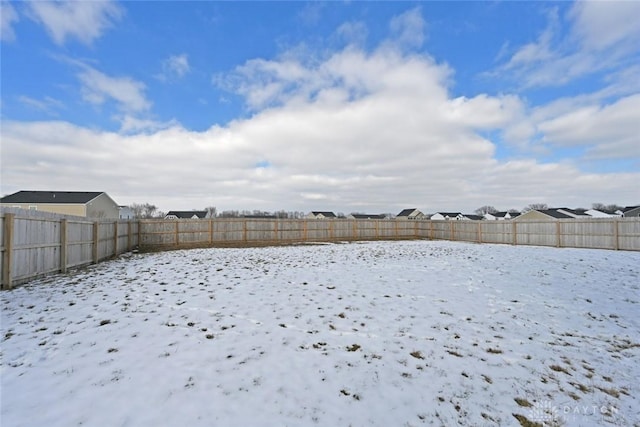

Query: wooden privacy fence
left=1, top=208, right=139, bottom=289
left=139, top=218, right=419, bottom=247
left=2, top=208, right=639, bottom=289
left=140, top=217, right=640, bottom=252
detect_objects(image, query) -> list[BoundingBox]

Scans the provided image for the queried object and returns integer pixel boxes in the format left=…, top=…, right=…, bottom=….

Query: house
left=430, top=212, right=462, bottom=220
left=119, top=206, right=135, bottom=219
left=514, top=209, right=574, bottom=221
left=459, top=214, right=484, bottom=221
left=617, top=206, right=640, bottom=218
left=0, top=190, right=120, bottom=219
left=483, top=211, right=519, bottom=220
left=306, top=211, right=337, bottom=219
left=348, top=213, right=386, bottom=220
left=165, top=210, right=207, bottom=219
left=396, top=208, right=424, bottom=220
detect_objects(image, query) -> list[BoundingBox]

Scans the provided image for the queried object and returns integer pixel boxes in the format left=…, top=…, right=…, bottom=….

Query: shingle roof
left=435, top=212, right=462, bottom=217
left=537, top=209, right=573, bottom=219
left=462, top=214, right=484, bottom=220
left=311, top=211, right=337, bottom=218
left=166, top=210, right=207, bottom=219
left=1, top=191, right=104, bottom=204
left=350, top=214, right=386, bottom=219
left=397, top=208, right=418, bottom=217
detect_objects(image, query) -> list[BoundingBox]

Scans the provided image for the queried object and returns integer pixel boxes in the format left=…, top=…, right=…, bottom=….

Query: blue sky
left=1, top=1, right=639, bottom=213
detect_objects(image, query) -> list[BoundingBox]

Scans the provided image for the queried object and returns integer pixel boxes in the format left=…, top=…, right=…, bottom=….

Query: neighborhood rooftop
left=0, top=191, right=105, bottom=204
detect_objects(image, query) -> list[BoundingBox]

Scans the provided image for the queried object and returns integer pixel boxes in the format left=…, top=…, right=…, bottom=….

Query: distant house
left=119, top=206, right=134, bottom=220
left=165, top=210, right=207, bottom=219
left=0, top=190, right=120, bottom=219
left=617, top=206, right=640, bottom=218
left=396, top=208, right=424, bottom=220
left=430, top=212, right=462, bottom=220
left=348, top=213, right=386, bottom=220
left=306, top=211, right=337, bottom=219
left=514, top=209, right=574, bottom=221
left=459, top=214, right=484, bottom=221
left=483, top=211, right=519, bottom=220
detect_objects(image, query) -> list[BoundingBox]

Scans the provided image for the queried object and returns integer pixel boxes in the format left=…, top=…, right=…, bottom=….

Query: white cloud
left=0, top=1, right=19, bottom=42
left=157, top=54, right=191, bottom=82
left=537, top=94, right=640, bottom=159
left=27, top=0, right=122, bottom=45
left=388, top=7, right=425, bottom=49
left=77, top=66, right=150, bottom=113
left=569, top=0, right=640, bottom=52
left=2, top=7, right=637, bottom=213
left=496, top=3, right=640, bottom=89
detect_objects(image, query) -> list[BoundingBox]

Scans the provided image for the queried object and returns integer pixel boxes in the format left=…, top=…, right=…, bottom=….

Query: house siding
left=2, top=203, right=86, bottom=217
left=85, top=194, right=120, bottom=219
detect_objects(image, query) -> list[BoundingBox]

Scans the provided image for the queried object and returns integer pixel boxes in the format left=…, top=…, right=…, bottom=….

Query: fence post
left=512, top=221, right=517, bottom=246
left=430, top=220, right=434, bottom=240
left=174, top=221, right=179, bottom=246
left=92, top=222, right=99, bottom=263
left=209, top=219, right=213, bottom=245
left=614, top=219, right=619, bottom=250
left=450, top=220, right=454, bottom=241
left=477, top=221, right=482, bottom=243
left=556, top=221, right=561, bottom=248
left=2, top=213, right=15, bottom=290
left=60, top=219, right=68, bottom=273
left=137, top=220, right=142, bottom=248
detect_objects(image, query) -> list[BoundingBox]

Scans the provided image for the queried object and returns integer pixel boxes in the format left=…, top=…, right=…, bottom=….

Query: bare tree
left=523, top=203, right=548, bottom=213
left=204, top=206, right=217, bottom=218
left=130, top=203, right=160, bottom=218
left=474, top=205, right=498, bottom=215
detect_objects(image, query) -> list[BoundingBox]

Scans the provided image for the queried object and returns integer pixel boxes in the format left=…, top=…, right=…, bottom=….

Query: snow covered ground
left=1, top=240, right=639, bottom=427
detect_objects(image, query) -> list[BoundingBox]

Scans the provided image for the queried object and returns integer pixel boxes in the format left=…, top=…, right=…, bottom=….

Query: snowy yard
left=1, top=240, right=639, bottom=426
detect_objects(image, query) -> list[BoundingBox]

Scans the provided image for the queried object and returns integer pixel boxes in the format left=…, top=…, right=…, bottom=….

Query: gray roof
left=350, top=214, right=386, bottom=219
left=462, top=214, right=484, bottom=220
left=166, top=210, right=207, bottom=219
left=311, top=211, right=337, bottom=218
left=537, top=209, right=573, bottom=219
left=1, top=191, right=104, bottom=204
left=397, top=208, right=419, bottom=217
left=435, top=212, right=462, bottom=217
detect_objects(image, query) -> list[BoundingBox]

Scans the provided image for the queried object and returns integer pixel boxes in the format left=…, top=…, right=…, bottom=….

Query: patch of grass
left=446, top=350, right=463, bottom=357
left=596, top=386, right=620, bottom=398
left=99, top=319, right=111, bottom=326
left=205, top=334, right=214, bottom=339
left=569, top=382, right=591, bottom=393
left=567, top=391, right=581, bottom=401
left=512, top=414, right=543, bottom=427
left=337, top=312, right=346, bottom=319
left=346, top=344, right=361, bottom=352
left=514, top=398, right=532, bottom=407
left=549, top=364, right=571, bottom=375
left=482, top=374, right=493, bottom=384
left=107, top=348, right=118, bottom=353
left=486, top=348, right=503, bottom=354
left=410, top=351, right=424, bottom=359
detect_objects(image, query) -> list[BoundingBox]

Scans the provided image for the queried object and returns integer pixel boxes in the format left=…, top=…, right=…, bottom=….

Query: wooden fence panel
left=67, top=221, right=94, bottom=268
left=618, top=219, right=640, bottom=251
left=1, top=208, right=139, bottom=288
